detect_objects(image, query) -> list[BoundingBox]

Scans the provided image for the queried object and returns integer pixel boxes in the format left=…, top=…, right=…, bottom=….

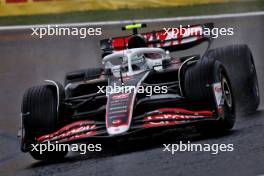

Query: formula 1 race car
left=19, top=23, right=259, bottom=161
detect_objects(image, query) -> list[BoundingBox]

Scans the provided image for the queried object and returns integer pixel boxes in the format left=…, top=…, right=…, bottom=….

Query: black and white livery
left=19, top=23, right=259, bottom=161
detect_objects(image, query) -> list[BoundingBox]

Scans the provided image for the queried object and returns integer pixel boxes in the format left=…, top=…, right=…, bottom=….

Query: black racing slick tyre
left=184, top=59, right=235, bottom=134
left=206, top=44, right=259, bottom=114
left=21, top=85, right=68, bottom=161
left=64, top=68, right=103, bottom=86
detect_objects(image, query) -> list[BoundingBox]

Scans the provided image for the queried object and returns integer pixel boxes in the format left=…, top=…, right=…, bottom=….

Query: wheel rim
left=221, top=77, right=232, bottom=108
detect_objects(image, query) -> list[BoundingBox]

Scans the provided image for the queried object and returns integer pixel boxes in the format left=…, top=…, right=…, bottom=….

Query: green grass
left=0, top=0, right=264, bottom=26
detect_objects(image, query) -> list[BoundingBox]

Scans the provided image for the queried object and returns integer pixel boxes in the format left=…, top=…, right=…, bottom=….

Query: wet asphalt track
left=0, top=14, right=264, bottom=176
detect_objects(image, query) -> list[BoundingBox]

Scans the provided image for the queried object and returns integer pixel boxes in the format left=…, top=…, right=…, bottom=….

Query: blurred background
left=0, top=0, right=263, bottom=25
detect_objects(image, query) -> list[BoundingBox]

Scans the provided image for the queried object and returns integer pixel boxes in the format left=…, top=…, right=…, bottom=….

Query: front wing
left=35, top=108, right=220, bottom=145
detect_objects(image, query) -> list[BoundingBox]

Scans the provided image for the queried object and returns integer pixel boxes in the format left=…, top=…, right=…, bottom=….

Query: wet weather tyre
left=184, top=57, right=218, bottom=103
left=206, top=44, right=259, bottom=114
left=22, top=85, right=59, bottom=137
left=184, top=59, right=235, bottom=134
left=22, top=85, right=68, bottom=160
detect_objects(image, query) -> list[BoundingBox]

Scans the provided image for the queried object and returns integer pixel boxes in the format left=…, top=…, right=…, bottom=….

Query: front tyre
left=22, top=84, right=68, bottom=160
left=207, top=44, right=259, bottom=114
left=184, top=59, right=235, bottom=134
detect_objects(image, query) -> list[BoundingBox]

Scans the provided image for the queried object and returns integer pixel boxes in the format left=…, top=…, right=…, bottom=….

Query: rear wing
left=100, top=23, right=214, bottom=53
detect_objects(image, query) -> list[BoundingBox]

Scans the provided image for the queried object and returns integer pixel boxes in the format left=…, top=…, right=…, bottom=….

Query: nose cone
left=107, top=125, right=129, bottom=135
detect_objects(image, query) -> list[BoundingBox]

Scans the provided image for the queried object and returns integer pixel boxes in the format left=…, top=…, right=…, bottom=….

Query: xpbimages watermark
left=163, top=25, right=234, bottom=39
left=97, top=83, right=168, bottom=96
left=31, top=25, right=102, bottom=39
left=163, top=141, right=234, bottom=155
left=31, top=141, right=102, bottom=155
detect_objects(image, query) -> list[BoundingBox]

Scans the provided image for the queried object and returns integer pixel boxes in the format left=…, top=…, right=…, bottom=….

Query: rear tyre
left=206, top=44, right=259, bottom=114
left=22, top=85, right=68, bottom=161
left=184, top=59, right=235, bottom=134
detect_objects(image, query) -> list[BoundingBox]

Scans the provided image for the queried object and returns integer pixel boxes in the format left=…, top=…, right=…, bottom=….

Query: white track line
left=0, top=11, right=264, bottom=31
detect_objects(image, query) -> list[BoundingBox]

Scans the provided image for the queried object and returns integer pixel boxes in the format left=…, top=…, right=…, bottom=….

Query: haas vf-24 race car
left=19, top=23, right=259, bottom=160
